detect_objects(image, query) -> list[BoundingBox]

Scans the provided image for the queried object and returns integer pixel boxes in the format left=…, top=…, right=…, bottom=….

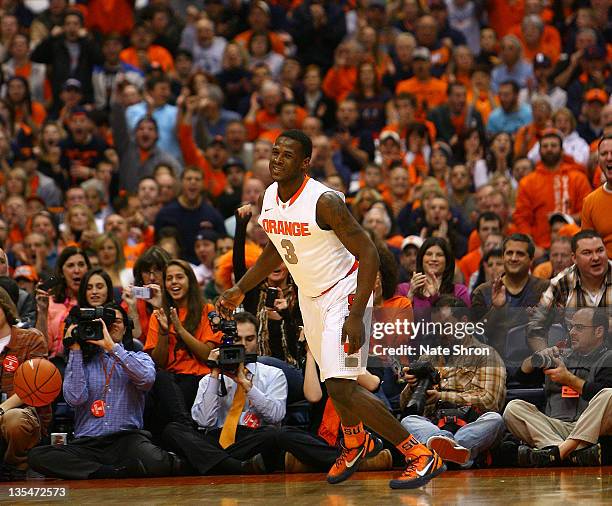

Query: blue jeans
left=401, top=412, right=505, bottom=467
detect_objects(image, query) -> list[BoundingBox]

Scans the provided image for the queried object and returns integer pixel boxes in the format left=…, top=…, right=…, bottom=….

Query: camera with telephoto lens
left=208, top=311, right=257, bottom=373
left=69, top=307, right=117, bottom=343
left=530, top=351, right=557, bottom=369
left=402, top=360, right=441, bottom=416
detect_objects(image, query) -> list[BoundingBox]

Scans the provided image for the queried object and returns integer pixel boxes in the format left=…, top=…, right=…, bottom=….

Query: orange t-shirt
left=487, top=0, right=525, bottom=37
left=509, top=24, right=561, bottom=64
left=457, top=248, right=482, bottom=284
left=514, top=123, right=547, bottom=157
left=592, top=166, right=604, bottom=188
left=145, top=304, right=222, bottom=376
left=234, top=30, right=286, bottom=55
left=178, top=123, right=227, bottom=197
left=258, top=128, right=283, bottom=144
left=430, top=45, right=451, bottom=70
left=120, top=46, right=175, bottom=73
left=442, top=72, right=471, bottom=89
left=450, top=110, right=467, bottom=137
left=468, top=90, right=498, bottom=125
left=581, top=186, right=612, bottom=258
left=13, top=102, right=46, bottom=127
left=322, top=66, right=357, bottom=102
left=407, top=157, right=429, bottom=186
left=385, top=235, right=405, bottom=250
left=124, top=242, right=146, bottom=269
left=532, top=261, right=553, bottom=280
left=467, top=222, right=519, bottom=252
left=395, top=77, right=447, bottom=113
left=384, top=121, right=437, bottom=146
left=84, top=0, right=134, bottom=36
left=121, top=298, right=151, bottom=344
left=245, top=107, right=307, bottom=141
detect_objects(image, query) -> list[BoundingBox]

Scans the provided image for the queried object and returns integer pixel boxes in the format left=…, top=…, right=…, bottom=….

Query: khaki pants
left=503, top=388, right=612, bottom=448
left=0, top=407, right=41, bottom=468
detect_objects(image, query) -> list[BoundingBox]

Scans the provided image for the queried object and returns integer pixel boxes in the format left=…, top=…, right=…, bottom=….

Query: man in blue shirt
left=161, top=311, right=288, bottom=475
left=28, top=303, right=181, bottom=479
left=487, top=81, right=533, bottom=135
left=154, top=166, right=226, bottom=264
left=491, top=35, right=534, bottom=93
left=126, top=75, right=181, bottom=162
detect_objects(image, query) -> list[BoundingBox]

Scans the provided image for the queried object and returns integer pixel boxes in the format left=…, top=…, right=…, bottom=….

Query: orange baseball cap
left=13, top=265, right=38, bottom=282
left=584, top=89, right=609, bottom=104
left=558, top=223, right=580, bottom=238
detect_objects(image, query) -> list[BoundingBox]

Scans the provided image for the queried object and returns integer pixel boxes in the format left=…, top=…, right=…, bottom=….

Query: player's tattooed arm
left=316, top=192, right=379, bottom=317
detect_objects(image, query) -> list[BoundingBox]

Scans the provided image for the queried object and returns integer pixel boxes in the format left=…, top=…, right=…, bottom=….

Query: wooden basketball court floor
left=1, top=467, right=610, bottom=505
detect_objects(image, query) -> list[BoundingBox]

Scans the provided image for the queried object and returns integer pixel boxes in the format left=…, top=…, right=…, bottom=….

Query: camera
left=531, top=352, right=556, bottom=369
left=402, top=360, right=441, bottom=417
left=208, top=311, right=257, bottom=373
left=132, top=286, right=151, bottom=299
left=69, top=307, right=117, bottom=344
left=39, top=276, right=60, bottom=291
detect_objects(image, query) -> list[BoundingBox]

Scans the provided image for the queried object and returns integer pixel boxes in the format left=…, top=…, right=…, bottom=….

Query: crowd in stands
left=0, top=0, right=610, bottom=481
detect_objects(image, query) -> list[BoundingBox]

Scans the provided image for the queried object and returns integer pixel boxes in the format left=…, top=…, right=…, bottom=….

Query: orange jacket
left=178, top=123, right=227, bottom=198
left=395, top=77, right=447, bottom=114
left=513, top=161, right=592, bottom=248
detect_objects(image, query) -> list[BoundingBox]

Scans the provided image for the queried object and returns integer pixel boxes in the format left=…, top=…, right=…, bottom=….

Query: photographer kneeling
left=161, top=312, right=288, bottom=475
left=399, top=296, right=506, bottom=468
left=504, top=307, right=612, bottom=467
left=28, top=302, right=181, bottom=479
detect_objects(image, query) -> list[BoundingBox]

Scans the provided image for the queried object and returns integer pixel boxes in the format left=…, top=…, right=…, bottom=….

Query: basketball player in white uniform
left=218, top=130, right=445, bottom=489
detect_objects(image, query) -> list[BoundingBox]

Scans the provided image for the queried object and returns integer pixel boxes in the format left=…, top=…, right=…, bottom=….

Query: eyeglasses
left=567, top=323, right=596, bottom=332
left=143, top=269, right=162, bottom=277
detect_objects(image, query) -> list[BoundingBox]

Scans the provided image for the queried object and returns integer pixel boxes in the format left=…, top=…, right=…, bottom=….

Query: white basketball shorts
left=298, top=270, right=373, bottom=382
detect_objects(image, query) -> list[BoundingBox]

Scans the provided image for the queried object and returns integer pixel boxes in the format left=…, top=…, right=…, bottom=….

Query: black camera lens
left=83, top=323, right=96, bottom=340
left=531, top=352, right=555, bottom=369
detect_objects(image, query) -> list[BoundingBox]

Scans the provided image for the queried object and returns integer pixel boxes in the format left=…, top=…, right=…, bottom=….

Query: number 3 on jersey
left=280, top=239, right=298, bottom=264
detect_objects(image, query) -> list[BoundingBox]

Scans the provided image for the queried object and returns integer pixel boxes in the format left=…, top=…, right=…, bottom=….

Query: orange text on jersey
left=261, top=219, right=311, bottom=237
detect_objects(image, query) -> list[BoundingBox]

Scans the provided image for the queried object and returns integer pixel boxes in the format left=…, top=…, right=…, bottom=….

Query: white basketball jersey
left=258, top=177, right=357, bottom=297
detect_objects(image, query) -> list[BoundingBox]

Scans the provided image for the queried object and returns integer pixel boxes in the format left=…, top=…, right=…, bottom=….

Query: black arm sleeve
left=233, top=213, right=259, bottom=315
left=514, top=365, right=545, bottom=387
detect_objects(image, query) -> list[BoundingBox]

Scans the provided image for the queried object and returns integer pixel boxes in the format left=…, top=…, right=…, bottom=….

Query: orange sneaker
left=327, top=431, right=383, bottom=484
left=426, top=435, right=470, bottom=465
left=389, top=450, right=446, bottom=489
